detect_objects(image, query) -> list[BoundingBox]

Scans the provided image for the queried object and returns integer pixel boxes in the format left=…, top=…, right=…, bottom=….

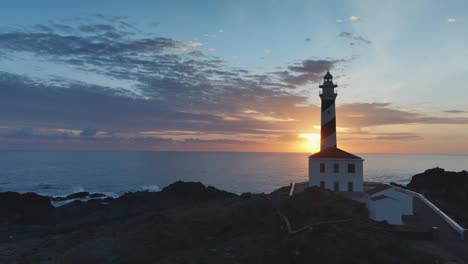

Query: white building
left=308, top=72, right=364, bottom=193
left=367, top=195, right=403, bottom=224
left=308, top=148, right=364, bottom=192
left=366, top=184, right=414, bottom=224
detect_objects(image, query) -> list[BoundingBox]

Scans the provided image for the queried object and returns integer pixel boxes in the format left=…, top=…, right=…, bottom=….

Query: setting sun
left=299, top=133, right=320, bottom=153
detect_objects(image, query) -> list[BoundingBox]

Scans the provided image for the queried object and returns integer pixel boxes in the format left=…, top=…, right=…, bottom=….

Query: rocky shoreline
left=0, top=170, right=466, bottom=263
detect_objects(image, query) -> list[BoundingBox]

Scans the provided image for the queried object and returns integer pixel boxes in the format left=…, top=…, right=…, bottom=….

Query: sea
left=0, top=151, right=467, bottom=197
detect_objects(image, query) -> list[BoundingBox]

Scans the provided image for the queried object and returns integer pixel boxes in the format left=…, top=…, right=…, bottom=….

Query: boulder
left=0, top=192, right=54, bottom=224
left=52, top=192, right=107, bottom=201
left=406, top=167, right=468, bottom=204
left=159, top=181, right=237, bottom=200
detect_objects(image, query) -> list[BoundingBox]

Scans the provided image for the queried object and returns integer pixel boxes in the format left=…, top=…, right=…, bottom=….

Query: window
left=348, top=163, right=355, bottom=173
left=348, top=182, right=353, bottom=192
left=320, top=181, right=325, bottom=188
left=320, top=163, right=325, bottom=173
left=333, top=182, right=339, bottom=192
left=333, top=163, right=339, bottom=173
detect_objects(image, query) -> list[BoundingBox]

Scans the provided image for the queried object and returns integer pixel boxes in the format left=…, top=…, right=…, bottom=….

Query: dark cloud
left=79, top=24, right=116, bottom=33
left=50, top=23, right=75, bottom=33
left=277, top=59, right=341, bottom=86
left=0, top=32, right=183, bottom=56
left=80, top=128, right=98, bottom=137
left=188, top=50, right=205, bottom=57
left=1, top=127, right=74, bottom=140
left=13, top=128, right=34, bottom=139
left=338, top=32, right=371, bottom=45
left=0, top=71, right=302, bottom=136
left=444, top=110, right=467, bottom=114
left=33, top=24, right=53, bottom=33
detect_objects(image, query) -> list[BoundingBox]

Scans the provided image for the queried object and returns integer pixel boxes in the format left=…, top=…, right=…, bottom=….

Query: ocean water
left=0, top=151, right=467, bottom=197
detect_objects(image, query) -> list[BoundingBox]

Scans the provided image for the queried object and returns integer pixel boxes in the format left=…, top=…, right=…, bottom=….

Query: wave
left=50, top=184, right=160, bottom=207
left=138, top=185, right=160, bottom=192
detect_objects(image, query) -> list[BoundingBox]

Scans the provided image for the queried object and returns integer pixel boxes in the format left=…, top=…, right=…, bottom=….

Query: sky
left=0, top=0, right=467, bottom=153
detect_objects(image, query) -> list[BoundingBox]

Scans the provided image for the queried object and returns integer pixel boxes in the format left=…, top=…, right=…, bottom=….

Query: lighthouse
left=308, top=71, right=364, bottom=193
left=319, top=71, right=337, bottom=150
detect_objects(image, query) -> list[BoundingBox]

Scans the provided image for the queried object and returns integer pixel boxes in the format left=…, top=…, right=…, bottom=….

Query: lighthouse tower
left=319, top=71, right=338, bottom=150
left=308, top=72, right=364, bottom=193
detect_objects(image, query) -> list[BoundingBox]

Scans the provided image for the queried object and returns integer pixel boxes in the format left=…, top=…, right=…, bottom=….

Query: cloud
left=338, top=32, right=371, bottom=45
left=444, top=110, right=466, bottom=113
left=180, top=41, right=205, bottom=47
left=184, top=138, right=254, bottom=144
left=350, top=16, right=361, bottom=22
left=188, top=50, right=205, bottom=57
left=277, top=59, right=342, bottom=86
left=340, top=131, right=423, bottom=141
left=373, top=133, right=422, bottom=141
left=79, top=24, right=116, bottom=33
left=218, top=29, right=224, bottom=33
left=336, top=19, right=343, bottom=23
left=13, top=128, right=34, bottom=139
left=304, top=38, right=311, bottom=42
left=0, top=32, right=183, bottom=56
left=2, top=17, right=464, bottom=150
left=80, top=128, right=98, bottom=137
left=338, top=103, right=468, bottom=129
left=448, top=18, right=457, bottom=23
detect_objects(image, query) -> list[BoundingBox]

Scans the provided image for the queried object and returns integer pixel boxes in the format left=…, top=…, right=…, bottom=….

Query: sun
left=299, top=133, right=320, bottom=152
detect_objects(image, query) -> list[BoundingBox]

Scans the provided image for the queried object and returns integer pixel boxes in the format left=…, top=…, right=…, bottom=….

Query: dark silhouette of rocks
left=406, top=167, right=468, bottom=227
left=407, top=167, right=468, bottom=203
left=51, top=191, right=107, bottom=201
left=0, top=181, right=454, bottom=263
left=157, top=180, right=237, bottom=200
left=0, top=192, right=54, bottom=224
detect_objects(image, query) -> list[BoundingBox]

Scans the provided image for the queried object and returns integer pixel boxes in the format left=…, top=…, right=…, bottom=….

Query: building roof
left=365, top=184, right=393, bottom=195
left=370, top=195, right=398, bottom=201
left=366, top=184, right=412, bottom=197
left=308, top=147, right=363, bottom=160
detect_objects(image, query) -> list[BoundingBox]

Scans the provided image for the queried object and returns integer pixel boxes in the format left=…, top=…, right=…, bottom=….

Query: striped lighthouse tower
left=319, top=71, right=338, bottom=151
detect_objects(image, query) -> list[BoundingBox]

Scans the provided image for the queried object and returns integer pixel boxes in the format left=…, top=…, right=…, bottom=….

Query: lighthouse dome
left=324, top=71, right=333, bottom=79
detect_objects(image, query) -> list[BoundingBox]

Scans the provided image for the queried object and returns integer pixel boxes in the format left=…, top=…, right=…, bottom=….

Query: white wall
left=369, top=198, right=402, bottom=225
left=309, top=158, right=364, bottom=192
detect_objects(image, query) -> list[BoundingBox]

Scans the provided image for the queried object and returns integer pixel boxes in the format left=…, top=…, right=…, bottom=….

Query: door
left=333, top=182, right=339, bottom=192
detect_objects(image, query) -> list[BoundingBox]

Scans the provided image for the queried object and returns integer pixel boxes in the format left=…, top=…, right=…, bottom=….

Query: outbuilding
left=367, top=194, right=403, bottom=224
left=365, top=184, right=414, bottom=224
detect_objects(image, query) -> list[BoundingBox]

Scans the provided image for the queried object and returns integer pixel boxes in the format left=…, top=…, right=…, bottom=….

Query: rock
left=52, top=192, right=90, bottom=201
left=0, top=192, right=54, bottom=224
left=406, top=167, right=468, bottom=227
left=52, top=192, right=107, bottom=201
left=159, top=181, right=237, bottom=200
left=89, top=193, right=106, bottom=199
left=407, top=167, right=468, bottom=204
left=0, top=181, right=453, bottom=263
